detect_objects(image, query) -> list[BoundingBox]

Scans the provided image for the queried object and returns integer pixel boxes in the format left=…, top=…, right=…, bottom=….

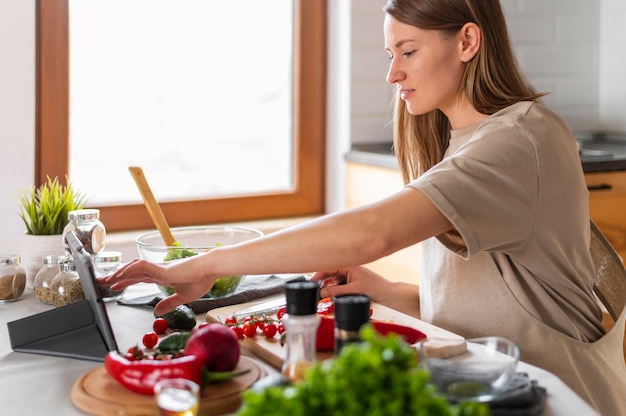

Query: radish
left=183, top=323, right=240, bottom=372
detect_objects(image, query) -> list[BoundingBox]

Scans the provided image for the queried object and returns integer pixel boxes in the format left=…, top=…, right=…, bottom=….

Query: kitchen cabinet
left=585, top=171, right=626, bottom=262
left=346, top=162, right=422, bottom=285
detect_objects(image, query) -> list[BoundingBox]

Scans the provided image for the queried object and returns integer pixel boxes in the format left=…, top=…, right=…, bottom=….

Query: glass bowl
left=135, top=225, right=263, bottom=298
left=417, top=336, right=519, bottom=403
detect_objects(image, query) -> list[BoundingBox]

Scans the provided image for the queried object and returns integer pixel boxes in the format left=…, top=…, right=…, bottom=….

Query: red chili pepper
left=104, top=351, right=203, bottom=395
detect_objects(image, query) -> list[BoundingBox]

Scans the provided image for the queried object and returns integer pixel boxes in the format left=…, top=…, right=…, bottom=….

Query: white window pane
left=69, top=0, right=294, bottom=206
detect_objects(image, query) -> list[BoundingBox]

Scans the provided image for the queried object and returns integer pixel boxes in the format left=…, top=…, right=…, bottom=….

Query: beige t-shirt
left=411, top=101, right=604, bottom=341
left=409, top=102, right=626, bottom=414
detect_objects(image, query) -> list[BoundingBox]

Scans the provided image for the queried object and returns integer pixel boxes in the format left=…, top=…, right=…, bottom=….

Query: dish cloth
left=117, top=274, right=303, bottom=314
left=487, top=372, right=547, bottom=416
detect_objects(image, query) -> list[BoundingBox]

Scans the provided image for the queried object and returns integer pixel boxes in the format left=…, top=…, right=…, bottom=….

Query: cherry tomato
left=277, top=322, right=286, bottom=334
left=276, top=306, right=286, bottom=320
left=262, top=323, right=277, bottom=338
left=231, top=326, right=245, bottom=340
left=197, top=322, right=210, bottom=330
left=152, top=318, right=168, bottom=335
left=242, top=322, right=257, bottom=338
left=125, top=345, right=144, bottom=360
left=142, top=332, right=159, bottom=349
left=224, top=315, right=238, bottom=326
left=317, top=297, right=334, bottom=315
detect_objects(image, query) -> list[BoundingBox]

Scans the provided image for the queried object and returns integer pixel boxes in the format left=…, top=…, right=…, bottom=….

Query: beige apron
left=420, top=242, right=626, bottom=416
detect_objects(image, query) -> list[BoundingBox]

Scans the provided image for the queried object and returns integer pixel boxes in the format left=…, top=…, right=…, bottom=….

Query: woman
left=104, top=0, right=625, bottom=413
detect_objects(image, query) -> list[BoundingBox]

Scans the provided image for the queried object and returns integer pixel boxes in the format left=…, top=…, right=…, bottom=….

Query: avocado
left=154, top=304, right=197, bottom=330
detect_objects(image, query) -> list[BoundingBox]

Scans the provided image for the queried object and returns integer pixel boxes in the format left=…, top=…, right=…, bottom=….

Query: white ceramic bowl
left=135, top=225, right=263, bottom=298
left=417, top=336, right=520, bottom=403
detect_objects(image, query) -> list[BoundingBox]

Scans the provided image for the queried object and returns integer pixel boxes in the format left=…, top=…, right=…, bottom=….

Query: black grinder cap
left=285, top=280, right=320, bottom=315
left=333, top=294, right=371, bottom=331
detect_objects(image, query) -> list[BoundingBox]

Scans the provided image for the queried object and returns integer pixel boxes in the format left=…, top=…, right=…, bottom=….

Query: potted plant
left=18, top=176, right=88, bottom=287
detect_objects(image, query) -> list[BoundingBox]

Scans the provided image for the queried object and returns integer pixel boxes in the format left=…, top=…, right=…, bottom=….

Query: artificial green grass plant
left=18, top=176, right=88, bottom=235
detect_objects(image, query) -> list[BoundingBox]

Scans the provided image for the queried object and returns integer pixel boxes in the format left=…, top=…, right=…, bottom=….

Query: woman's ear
left=459, top=22, right=481, bottom=62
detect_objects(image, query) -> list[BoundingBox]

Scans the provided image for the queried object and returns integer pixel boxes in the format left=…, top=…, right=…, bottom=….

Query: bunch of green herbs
left=18, top=176, right=87, bottom=235
left=237, top=325, right=488, bottom=416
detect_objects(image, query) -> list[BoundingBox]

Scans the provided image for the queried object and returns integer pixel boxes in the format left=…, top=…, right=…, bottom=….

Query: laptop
left=7, top=231, right=118, bottom=362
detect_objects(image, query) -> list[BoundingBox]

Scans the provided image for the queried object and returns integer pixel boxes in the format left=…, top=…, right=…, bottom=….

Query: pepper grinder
left=333, top=294, right=371, bottom=355
left=281, top=280, right=320, bottom=382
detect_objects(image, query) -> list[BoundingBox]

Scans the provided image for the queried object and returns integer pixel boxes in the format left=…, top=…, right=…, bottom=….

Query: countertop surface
left=1, top=286, right=599, bottom=415
left=347, top=131, right=626, bottom=173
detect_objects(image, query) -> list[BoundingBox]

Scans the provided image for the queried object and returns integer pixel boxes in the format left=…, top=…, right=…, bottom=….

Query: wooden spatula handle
left=128, top=166, right=176, bottom=246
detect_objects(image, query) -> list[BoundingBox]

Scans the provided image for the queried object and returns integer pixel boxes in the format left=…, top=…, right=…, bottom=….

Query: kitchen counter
left=1, top=285, right=599, bottom=415
left=346, top=132, right=626, bottom=173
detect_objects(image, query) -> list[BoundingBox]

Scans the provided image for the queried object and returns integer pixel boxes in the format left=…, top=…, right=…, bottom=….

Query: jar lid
left=285, top=280, right=319, bottom=315
left=94, top=251, right=122, bottom=263
left=0, top=255, right=20, bottom=265
left=68, top=209, right=100, bottom=221
left=43, top=255, right=67, bottom=265
left=333, top=294, right=371, bottom=331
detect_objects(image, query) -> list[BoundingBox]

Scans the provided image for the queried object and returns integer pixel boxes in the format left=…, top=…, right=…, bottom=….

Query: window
left=37, top=0, right=326, bottom=232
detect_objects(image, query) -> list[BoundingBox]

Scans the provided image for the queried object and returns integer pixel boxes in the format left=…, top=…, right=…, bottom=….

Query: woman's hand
left=311, top=266, right=390, bottom=301
left=311, top=266, right=420, bottom=318
left=100, top=255, right=215, bottom=315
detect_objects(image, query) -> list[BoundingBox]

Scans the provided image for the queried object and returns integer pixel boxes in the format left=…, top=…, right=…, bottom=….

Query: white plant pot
left=19, top=234, right=65, bottom=290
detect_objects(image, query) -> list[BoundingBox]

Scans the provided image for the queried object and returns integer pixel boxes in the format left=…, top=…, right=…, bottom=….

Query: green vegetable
left=237, top=326, right=489, bottom=416
left=156, top=331, right=192, bottom=354
left=203, top=367, right=251, bottom=384
left=154, top=305, right=197, bottom=330
left=163, top=241, right=198, bottom=261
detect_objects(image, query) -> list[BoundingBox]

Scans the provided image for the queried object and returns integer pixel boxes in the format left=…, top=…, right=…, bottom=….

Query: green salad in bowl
left=135, top=225, right=263, bottom=298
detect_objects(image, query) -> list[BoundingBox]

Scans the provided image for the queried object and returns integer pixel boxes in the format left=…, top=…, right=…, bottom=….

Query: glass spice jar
left=34, top=255, right=68, bottom=304
left=0, top=255, right=27, bottom=303
left=93, top=251, right=125, bottom=302
left=50, top=261, right=85, bottom=307
left=62, top=209, right=106, bottom=257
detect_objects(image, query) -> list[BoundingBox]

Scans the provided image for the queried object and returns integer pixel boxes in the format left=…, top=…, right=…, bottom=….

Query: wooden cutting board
left=205, top=296, right=462, bottom=369
left=71, top=355, right=264, bottom=416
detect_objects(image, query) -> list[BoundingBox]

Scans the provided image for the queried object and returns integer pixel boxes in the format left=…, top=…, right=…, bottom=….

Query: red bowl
left=316, top=316, right=427, bottom=351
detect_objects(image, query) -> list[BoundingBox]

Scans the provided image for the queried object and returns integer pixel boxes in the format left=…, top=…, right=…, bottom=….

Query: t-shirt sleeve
left=409, top=126, right=539, bottom=258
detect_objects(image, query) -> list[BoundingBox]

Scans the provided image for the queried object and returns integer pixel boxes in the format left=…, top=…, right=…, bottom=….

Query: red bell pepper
left=104, top=351, right=203, bottom=395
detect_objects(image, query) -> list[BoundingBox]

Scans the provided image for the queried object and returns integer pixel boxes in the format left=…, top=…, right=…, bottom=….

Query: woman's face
left=384, top=15, right=467, bottom=118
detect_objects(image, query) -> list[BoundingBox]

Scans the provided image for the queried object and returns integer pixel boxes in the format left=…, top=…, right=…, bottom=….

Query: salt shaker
left=333, top=294, right=371, bottom=355
left=62, top=209, right=106, bottom=257
left=0, top=255, right=27, bottom=303
left=281, top=280, right=320, bottom=382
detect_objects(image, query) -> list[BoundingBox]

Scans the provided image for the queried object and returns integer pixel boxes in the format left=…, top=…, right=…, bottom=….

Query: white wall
left=599, top=0, right=626, bottom=130
left=0, top=0, right=35, bottom=254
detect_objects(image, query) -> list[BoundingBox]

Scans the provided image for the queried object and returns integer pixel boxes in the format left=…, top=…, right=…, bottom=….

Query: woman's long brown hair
left=384, top=0, right=546, bottom=183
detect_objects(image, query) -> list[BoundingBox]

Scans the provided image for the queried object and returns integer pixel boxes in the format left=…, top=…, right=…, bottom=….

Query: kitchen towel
left=487, top=372, right=547, bottom=416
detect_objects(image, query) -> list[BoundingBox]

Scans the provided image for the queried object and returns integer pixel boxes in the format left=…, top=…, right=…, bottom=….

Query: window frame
left=36, top=0, right=327, bottom=232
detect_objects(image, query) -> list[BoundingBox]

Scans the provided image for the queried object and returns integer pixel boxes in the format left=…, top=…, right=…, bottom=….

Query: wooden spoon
left=128, top=166, right=176, bottom=246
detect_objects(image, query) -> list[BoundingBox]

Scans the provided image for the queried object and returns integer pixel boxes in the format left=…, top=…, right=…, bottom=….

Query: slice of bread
left=421, top=339, right=467, bottom=359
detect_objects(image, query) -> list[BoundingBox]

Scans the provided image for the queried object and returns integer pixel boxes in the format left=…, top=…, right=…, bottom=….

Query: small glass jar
left=50, top=261, right=85, bottom=307
left=93, top=251, right=125, bottom=302
left=34, top=255, right=68, bottom=304
left=0, top=255, right=27, bottom=303
left=281, top=280, right=321, bottom=382
left=62, top=209, right=106, bottom=257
